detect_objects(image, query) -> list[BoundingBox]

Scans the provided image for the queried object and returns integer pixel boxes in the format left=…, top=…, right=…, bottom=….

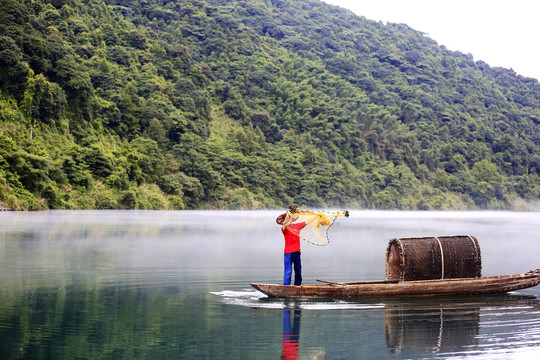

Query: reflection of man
left=282, top=309, right=301, bottom=360
left=280, top=205, right=306, bottom=286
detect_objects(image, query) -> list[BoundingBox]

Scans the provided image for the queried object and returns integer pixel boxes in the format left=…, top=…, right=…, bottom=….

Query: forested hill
left=0, top=0, right=539, bottom=211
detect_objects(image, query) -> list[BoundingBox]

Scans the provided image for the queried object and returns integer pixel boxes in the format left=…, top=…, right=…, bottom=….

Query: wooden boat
left=251, top=235, right=540, bottom=298
left=251, top=269, right=540, bottom=298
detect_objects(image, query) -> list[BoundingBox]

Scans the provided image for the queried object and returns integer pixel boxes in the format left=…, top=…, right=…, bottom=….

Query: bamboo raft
left=251, top=236, right=540, bottom=298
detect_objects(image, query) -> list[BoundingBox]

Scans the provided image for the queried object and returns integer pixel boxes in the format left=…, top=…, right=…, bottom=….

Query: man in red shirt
left=281, top=205, right=307, bottom=286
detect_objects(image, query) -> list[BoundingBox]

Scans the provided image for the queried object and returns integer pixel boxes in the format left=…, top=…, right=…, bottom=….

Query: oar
left=316, top=279, right=348, bottom=286
left=317, top=279, right=399, bottom=285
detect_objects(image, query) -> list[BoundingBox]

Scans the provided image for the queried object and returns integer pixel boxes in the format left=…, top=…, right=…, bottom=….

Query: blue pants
left=283, top=251, right=302, bottom=286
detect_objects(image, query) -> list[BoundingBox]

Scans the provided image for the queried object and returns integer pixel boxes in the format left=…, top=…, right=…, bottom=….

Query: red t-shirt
left=282, top=222, right=306, bottom=254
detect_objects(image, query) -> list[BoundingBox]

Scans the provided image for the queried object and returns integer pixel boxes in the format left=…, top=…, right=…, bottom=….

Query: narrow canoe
left=251, top=269, right=540, bottom=298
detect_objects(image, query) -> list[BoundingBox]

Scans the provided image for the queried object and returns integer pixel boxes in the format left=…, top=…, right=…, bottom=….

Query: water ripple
left=211, top=289, right=385, bottom=310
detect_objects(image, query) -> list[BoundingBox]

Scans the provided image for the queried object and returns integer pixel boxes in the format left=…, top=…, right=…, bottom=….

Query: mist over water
left=0, top=210, right=539, bottom=359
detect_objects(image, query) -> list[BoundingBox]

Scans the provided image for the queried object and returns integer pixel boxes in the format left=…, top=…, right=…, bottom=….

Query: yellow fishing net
left=277, top=208, right=349, bottom=246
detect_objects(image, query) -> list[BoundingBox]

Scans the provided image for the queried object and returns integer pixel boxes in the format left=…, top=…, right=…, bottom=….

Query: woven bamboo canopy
left=385, top=235, right=482, bottom=282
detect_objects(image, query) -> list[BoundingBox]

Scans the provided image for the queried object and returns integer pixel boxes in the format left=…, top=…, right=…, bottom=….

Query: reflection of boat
left=252, top=236, right=540, bottom=298
left=384, top=294, right=540, bottom=354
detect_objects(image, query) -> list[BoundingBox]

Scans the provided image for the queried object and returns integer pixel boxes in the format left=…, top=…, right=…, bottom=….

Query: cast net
left=277, top=208, right=349, bottom=246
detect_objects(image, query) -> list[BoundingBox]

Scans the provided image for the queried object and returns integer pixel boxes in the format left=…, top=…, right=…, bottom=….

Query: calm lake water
left=0, top=210, right=539, bottom=359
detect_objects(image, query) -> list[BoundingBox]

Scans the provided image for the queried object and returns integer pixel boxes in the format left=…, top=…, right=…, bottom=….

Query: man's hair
left=287, top=204, right=299, bottom=213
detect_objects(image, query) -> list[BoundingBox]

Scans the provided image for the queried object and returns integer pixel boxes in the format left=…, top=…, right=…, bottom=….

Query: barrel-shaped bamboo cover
left=385, top=235, right=482, bottom=282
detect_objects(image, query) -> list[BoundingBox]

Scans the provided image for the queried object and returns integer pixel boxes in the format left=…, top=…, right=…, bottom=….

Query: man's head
left=276, top=205, right=299, bottom=226
left=283, top=214, right=298, bottom=227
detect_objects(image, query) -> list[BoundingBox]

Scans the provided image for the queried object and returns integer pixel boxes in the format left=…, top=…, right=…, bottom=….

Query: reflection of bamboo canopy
left=385, top=236, right=482, bottom=282
left=384, top=295, right=540, bottom=354
left=384, top=302, right=480, bottom=353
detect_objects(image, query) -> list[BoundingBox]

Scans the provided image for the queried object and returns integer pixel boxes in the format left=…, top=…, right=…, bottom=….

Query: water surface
left=0, top=210, right=539, bottom=359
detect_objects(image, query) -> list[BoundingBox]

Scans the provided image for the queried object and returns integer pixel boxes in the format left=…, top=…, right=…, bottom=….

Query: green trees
left=0, top=0, right=538, bottom=210
left=0, top=36, right=29, bottom=99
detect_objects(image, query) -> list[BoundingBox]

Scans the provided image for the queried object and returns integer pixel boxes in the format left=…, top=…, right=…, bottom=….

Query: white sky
left=323, top=0, right=540, bottom=81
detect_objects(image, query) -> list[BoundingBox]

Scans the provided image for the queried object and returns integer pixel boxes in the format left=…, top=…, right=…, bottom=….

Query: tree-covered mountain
left=0, top=0, right=539, bottom=210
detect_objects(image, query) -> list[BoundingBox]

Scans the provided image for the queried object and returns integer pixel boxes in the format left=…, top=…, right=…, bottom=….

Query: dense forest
left=0, top=0, right=539, bottom=210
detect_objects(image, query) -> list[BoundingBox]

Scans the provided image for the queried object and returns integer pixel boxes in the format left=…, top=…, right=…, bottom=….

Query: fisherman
left=276, top=205, right=349, bottom=286
left=277, top=204, right=306, bottom=286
